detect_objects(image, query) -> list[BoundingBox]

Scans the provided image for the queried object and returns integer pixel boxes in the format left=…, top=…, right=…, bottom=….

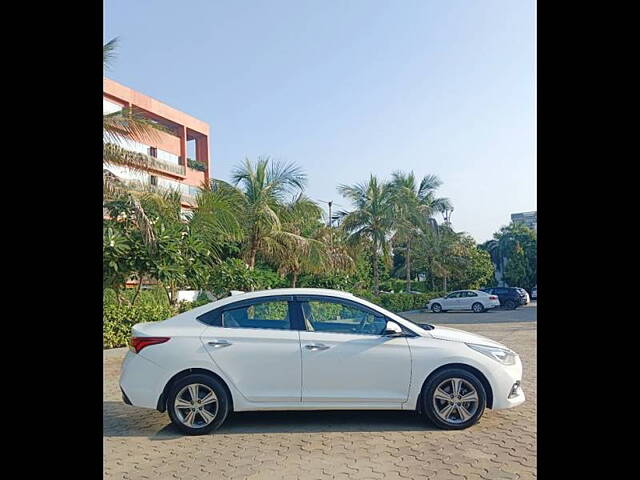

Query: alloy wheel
left=174, top=383, right=219, bottom=428
left=432, top=378, right=479, bottom=424
left=472, top=303, right=483, bottom=313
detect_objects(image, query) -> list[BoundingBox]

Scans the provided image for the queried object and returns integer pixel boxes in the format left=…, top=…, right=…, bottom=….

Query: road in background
left=400, top=301, right=537, bottom=325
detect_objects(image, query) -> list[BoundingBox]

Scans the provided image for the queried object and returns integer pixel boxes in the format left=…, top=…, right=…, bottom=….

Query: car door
left=442, top=291, right=462, bottom=310
left=199, top=296, right=302, bottom=403
left=296, top=296, right=411, bottom=404
left=461, top=290, right=479, bottom=309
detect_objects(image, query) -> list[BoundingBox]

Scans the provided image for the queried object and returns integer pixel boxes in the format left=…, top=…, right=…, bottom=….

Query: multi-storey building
left=510, top=211, right=537, bottom=231
left=103, top=78, right=210, bottom=215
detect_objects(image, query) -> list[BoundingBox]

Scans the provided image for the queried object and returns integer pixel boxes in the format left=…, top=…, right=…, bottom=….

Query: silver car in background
left=427, top=290, right=501, bottom=313
left=515, top=288, right=530, bottom=304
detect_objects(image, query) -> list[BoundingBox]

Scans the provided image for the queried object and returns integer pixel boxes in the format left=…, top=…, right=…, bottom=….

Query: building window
left=148, top=147, right=157, bottom=157
left=150, top=175, right=158, bottom=186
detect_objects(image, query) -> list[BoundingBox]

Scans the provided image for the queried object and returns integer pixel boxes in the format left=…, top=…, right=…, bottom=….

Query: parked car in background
left=531, top=286, right=537, bottom=300
left=426, top=290, right=500, bottom=313
left=480, top=287, right=525, bottom=310
left=515, top=288, right=530, bottom=305
left=120, top=288, right=525, bottom=434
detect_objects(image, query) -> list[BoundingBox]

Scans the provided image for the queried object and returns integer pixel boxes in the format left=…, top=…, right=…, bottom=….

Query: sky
left=104, top=0, right=536, bottom=243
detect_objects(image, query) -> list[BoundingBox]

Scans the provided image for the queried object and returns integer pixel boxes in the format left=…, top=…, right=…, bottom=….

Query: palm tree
left=267, top=194, right=331, bottom=287
left=103, top=38, right=163, bottom=171
left=388, top=171, right=452, bottom=292
left=422, top=223, right=465, bottom=292
left=103, top=38, right=167, bottom=249
left=212, top=156, right=314, bottom=270
left=337, top=175, right=393, bottom=294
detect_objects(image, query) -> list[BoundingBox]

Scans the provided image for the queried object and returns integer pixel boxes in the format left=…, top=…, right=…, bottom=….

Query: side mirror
left=384, top=321, right=404, bottom=337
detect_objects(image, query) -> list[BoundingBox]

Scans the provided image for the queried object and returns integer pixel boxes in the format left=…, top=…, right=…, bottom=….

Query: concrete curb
left=104, top=347, right=128, bottom=359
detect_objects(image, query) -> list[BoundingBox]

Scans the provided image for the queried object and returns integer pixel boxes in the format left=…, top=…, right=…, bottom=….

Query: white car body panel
left=119, top=288, right=525, bottom=415
left=299, top=332, right=411, bottom=403
left=201, top=326, right=302, bottom=403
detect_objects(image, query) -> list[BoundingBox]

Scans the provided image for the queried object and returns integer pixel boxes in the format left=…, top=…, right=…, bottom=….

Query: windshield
left=395, top=312, right=434, bottom=330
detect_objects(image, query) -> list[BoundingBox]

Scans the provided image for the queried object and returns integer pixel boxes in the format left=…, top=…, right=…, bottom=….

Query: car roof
left=187, top=288, right=356, bottom=315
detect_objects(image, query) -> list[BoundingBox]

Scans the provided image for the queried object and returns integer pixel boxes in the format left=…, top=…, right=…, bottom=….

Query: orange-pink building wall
left=103, top=78, right=211, bottom=204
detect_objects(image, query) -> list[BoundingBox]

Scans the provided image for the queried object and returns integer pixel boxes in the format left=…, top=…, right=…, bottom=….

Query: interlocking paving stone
left=104, top=318, right=536, bottom=479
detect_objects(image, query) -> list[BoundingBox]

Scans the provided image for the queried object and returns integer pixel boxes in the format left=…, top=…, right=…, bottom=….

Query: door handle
left=305, top=343, right=330, bottom=351
left=207, top=340, right=232, bottom=347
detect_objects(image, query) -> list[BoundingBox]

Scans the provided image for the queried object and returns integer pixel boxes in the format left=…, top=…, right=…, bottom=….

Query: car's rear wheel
left=431, top=303, right=442, bottom=313
left=167, top=374, right=230, bottom=435
left=472, top=302, right=484, bottom=313
left=504, top=300, right=516, bottom=310
left=422, top=368, right=486, bottom=430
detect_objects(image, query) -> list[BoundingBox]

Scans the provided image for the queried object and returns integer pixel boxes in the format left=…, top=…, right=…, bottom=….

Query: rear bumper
left=121, top=386, right=132, bottom=405
left=119, top=350, right=169, bottom=409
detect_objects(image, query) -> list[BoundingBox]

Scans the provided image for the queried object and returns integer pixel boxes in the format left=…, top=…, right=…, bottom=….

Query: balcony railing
left=148, top=155, right=186, bottom=176
left=104, top=143, right=186, bottom=176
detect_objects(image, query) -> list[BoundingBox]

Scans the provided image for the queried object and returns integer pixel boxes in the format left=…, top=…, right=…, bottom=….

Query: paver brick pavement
left=104, top=319, right=536, bottom=479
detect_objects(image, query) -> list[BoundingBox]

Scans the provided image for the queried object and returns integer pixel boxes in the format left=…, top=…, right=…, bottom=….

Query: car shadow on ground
left=103, top=401, right=438, bottom=439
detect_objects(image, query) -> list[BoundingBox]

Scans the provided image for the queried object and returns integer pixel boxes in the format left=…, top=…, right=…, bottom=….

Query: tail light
left=489, top=295, right=498, bottom=300
left=130, top=336, right=170, bottom=353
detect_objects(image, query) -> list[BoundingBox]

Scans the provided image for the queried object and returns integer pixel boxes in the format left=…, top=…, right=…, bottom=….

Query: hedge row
left=352, top=291, right=444, bottom=313
left=103, top=291, right=444, bottom=349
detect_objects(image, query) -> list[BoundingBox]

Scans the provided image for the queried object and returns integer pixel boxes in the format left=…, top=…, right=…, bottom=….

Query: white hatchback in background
left=427, top=290, right=501, bottom=313
left=119, top=288, right=524, bottom=435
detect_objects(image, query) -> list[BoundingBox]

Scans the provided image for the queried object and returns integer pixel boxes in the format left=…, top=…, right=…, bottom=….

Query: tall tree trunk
left=405, top=239, right=411, bottom=293
left=247, top=231, right=258, bottom=270
left=372, top=244, right=380, bottom=294
left=131, top=274, right=144, bottom=305
left=443, top=275, right=447, bottom=293
left=114, top=285, right=122, bottom=306
left=291, top=271, right=298, bottom=288
left=248, top=245, right=257, bottom=270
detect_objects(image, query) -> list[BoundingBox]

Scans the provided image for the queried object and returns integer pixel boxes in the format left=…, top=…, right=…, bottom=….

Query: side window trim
left=197, top=295, right=300, bottom=330
left=294, top=295, right=382, bottom=317
left=294, top=296, right=388, bottom=336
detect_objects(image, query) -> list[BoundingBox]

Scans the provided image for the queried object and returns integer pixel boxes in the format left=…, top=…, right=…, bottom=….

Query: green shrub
left=103, top=302, right=175, bottom=349
left=350, top=291, right=444, bottom=312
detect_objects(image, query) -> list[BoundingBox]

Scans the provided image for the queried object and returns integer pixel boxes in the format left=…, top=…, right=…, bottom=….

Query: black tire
left=421, top=368, right=486, bottom=430
left=167, top=374, right=230, bottom=435
left=431, top=303, right=442, bottom=313
left=504, top=300, right=516, bottom=310
left=472, top=302, right=484, bottom=313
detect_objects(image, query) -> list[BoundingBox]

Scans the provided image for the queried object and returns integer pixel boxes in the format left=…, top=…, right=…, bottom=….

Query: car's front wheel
left=422, top=368, right=486, bottom=430
left=431, top=303, right=442, bottom=313
left=167, top=374, right=230, bottom=435
left=472, top=302, right=484, bottom=313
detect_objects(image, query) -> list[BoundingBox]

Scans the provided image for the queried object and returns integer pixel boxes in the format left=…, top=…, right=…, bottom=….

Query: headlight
left=466, top=343, right=517, bottom=365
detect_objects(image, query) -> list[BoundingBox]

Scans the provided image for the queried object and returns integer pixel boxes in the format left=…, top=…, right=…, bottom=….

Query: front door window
left=302, top=299, right=387, bottom=335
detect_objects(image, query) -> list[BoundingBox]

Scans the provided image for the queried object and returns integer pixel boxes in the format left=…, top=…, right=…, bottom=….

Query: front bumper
left=487, top=355, right=526, bottom=410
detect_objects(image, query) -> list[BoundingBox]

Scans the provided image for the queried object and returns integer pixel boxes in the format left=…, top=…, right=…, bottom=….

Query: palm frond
left=103, top=37, right=119, bottom=69
left=103, top=107, right=166, bottom=145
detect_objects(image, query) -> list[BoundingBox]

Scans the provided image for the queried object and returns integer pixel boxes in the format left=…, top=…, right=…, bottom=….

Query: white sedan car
left=427, top=290, right=501, bottom=313
left=120, top=288, right=524, bottom=435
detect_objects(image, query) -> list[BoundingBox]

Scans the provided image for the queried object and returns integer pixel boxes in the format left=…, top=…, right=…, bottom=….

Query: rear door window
left=221, top=300, right=291, bottom=330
